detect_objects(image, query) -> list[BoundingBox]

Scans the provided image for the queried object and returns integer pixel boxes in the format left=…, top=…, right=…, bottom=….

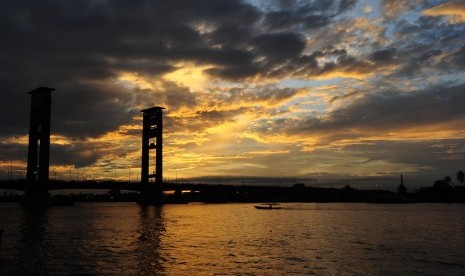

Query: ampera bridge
left=1, top=87, right=185, bottom=205
left=2, top=88, right=463, bottom=205
left=1, top=87, right=302, bottom=205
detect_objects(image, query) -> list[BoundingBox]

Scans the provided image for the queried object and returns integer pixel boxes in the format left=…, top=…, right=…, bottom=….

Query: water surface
left=1, top=203, right=464, bottom=275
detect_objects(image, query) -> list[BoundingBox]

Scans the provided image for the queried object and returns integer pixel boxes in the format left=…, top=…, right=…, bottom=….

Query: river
left=1, top=203, right=464, bottom=275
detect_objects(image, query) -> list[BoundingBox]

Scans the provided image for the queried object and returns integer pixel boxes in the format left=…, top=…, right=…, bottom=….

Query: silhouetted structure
left=23, top=87, right=55, bottom=206
left=141, top=106, right=164, bottom=185
left=26, top=87, right=54, bottom=187
left=397, top=173, right=407, bottom=194
left=139, top=106, right=165, bottom=205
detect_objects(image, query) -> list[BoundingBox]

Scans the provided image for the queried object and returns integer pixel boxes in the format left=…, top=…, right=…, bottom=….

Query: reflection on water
left=1, top=203, right=465, bottom=275
left=1, top=204, right=168, bottom=275
left=137, top=206, right=165, bottom=275
left=17, top=208, right=49, bottom=275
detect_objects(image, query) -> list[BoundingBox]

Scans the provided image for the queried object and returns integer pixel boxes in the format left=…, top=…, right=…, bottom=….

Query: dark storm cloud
left=201, top=32, right=307, bottom=80
left=264, top=47, right=375, bottom=79
left=1, top=0, right=459, bottom=140
left=252, top=32, right=306, bottom=62
left=369, top=48, right=397, bottom=64
left=206, top=25, right=255, bottom=48
left=0, top=82, right=31, bottom=136
left=51, top=82, right=136, bottom=138
left=194, top=48, right=256, bottom=67
left=262, top=0, right=357, bottom=33
left=0, top=0, right=263, bottom=137
left=207, top=31, right=307, bottom=80
left=51, top=143, right=101, bottom=168
left=202, top=0, right=359, bottom=80
left=0, top=0, right=362, bottom=118
left=338, top=0, right=357, bottom=12
left=285, top=83, right=465, bottom=135
left=0, top=137, right=102, bottom=168
left=0, top=0, right=260, bottom=57
left=264, top=10, right=330, bottom=30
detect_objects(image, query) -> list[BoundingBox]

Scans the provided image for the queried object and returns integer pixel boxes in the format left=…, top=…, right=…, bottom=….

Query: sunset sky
left=1, top=0, right=464, bottom=188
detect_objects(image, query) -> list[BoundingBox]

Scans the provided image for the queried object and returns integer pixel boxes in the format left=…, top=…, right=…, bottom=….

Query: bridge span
left=0, top=180, right=294, bottom=200
left=0, top=181, right=202, bottom=193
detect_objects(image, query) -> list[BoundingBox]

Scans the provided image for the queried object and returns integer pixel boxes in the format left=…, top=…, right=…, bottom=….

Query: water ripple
left=0, top=203, right=464, bottom=275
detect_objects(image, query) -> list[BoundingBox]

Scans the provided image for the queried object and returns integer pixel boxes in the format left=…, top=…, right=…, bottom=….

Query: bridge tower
left=26, top=87, right=54, bottom=188
left=141, top=106, right=165, bottom=185
left=139, top=106, right=165, bottom=204
left=23, top=87, right=55, bottom=206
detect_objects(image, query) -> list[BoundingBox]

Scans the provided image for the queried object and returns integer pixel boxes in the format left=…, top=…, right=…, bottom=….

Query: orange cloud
left=423, top=2, right=465, bottom=24
left=163, top=63, right=213, bottom=92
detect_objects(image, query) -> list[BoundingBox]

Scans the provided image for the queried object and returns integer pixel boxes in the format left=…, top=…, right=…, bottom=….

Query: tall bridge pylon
left=22, top=87, right=55, bottom=207
left=141, top=106, right=165, bottom=185
left=26, top=87, right=54, bottom=190
left=139, top=106, right=165, bottom=205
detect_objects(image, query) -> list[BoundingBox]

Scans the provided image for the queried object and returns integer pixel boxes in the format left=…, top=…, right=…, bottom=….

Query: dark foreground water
left=1, top=203, right=464, bottom=275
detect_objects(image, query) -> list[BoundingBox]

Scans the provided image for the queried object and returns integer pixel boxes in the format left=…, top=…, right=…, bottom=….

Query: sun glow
left=118, top=72, right=161, bottom=90
left=163, top=63, right=213, bottom=92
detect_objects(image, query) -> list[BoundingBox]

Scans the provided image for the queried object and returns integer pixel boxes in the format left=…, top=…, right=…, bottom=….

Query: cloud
left=51, top=143, right=102, bottom=168
left=343, top=139, right=465, bottom=184
left=260, top=0, right=357, bottom=28
left=288, top=48, right=381, bottom=80
left=347, top=140, right=465, bottom=170
left=1, top=0, right=464, bottom=184
left=282, top=83, right=465, bottom=143
left=369, top=48, right=397, bottom=64
left=382, top=0, right=423, bottom=20
left=0, top=0, right=265, bottom=136
left=252, top=32, right=306, bottom=62
left=263, top=10, right=330, bottom=30
left=423, top=2, right=465, bottom=24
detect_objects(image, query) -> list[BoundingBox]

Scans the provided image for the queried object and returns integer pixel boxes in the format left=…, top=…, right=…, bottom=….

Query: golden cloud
left=423, top=2, right=465, bottom=24
left=163, top=63, right=214, bottom=92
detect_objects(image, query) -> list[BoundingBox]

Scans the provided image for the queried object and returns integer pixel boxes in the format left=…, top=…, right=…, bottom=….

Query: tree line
left=433, top=170, right=465, bottom=190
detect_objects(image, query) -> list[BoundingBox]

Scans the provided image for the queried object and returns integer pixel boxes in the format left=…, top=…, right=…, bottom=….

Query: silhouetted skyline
left=1, top=0, right=465, bottom=188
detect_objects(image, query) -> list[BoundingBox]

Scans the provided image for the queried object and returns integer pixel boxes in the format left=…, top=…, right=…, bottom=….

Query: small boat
left=254, top=203, right=282, bottom=210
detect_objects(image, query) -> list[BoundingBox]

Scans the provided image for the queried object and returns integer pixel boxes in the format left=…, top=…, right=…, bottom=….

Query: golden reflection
left=137, top=206, right=165, bottom=274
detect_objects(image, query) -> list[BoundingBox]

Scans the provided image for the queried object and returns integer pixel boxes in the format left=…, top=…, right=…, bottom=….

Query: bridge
left=11, top=87, right=167, bottom=206
left=0, top=180, right=224, bottom=193
left=1, top=87, right=324, bottom=204
left=0, top=179, right=319, bottom=203
left=1, top=180, right=153, bottom=192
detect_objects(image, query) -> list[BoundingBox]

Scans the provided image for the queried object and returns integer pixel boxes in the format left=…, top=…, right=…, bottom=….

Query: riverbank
left=1, top=183, right=464, bottom=204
